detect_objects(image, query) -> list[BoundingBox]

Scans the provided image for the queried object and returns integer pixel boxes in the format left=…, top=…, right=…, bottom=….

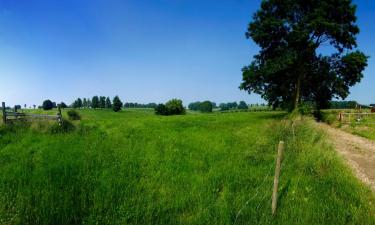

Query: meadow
left=0, top=109, right=374, bottom=224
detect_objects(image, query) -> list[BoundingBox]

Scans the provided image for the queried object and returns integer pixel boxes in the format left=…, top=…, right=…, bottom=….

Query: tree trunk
left=294, top=77, right=301, bottom=110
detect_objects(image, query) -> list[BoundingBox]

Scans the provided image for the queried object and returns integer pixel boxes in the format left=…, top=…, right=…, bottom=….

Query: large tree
left=240, top=0, right=368, bottom=111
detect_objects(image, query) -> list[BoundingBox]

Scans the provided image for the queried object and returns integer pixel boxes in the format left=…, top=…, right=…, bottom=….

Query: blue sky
left=0, top=0, right=374, bottom=107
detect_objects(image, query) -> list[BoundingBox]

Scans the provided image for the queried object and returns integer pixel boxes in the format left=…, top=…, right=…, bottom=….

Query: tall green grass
left=0, top=110, right=373, bottom=224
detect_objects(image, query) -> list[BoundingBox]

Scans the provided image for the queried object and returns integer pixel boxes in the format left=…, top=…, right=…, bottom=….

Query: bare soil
left=317, top=123, right=375, bottom=191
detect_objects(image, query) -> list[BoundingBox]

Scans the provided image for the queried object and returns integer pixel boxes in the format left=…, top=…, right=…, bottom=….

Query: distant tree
left=155, top=104, right=168, bottom=115
left=87, top=99, right=92, bottom=108
left=77, top=98, right=82, bottom=108
left=227, top=102, right=238, bottom=109
left=238, top=101, right=248, bottom=110
left=105, top=97, right=112, bottom=109
left=24, top=104, right=27, bottom=109
left=42, top=100, right=53, bottom=110
left=14, top=105, right=21, bottom=111
left=99, top=96, right=106, bottom=109
left=60, top=102, right=68, bottom=108
left=91, top=96, right=99, bottom=109
left=33, top=105, right=36, bottom=109
left=83, top=98, right=87, bottom=108
left=219, top=103, right=229, bottom=111
left=199, top=101, right=213, bottom=113
left=52, top=102, right=57, bottom=108
left=166, top=99, right=185, bottom=115
left=112, top=96, right=123, bottom=112
left=188, top=101, right=201, bottom=111
left=240, top=0, right=368, bottom=111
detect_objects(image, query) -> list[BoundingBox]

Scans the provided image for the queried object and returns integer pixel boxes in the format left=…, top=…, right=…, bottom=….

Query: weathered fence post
left=2, top=102, right=6, bottom=124
left=57, top=104, right=62, bottom=126
left=272, top=141, right=284, bottom=216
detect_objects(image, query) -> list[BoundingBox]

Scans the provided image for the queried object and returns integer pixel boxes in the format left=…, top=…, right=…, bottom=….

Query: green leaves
left=241, top=0, right=367, bottom=111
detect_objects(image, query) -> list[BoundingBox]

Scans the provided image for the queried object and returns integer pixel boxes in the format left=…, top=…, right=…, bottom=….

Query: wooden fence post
left=2, top=102, right=6, bottom=124
left=57, top=105, right=62, bottom=126
left=272, top=141, right=284, bottom=216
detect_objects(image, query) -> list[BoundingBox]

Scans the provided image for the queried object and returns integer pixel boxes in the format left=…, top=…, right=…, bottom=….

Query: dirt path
left=317, top=123, right=375, bottom=191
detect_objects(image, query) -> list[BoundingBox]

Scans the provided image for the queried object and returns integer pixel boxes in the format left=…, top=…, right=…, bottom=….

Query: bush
left=155, top=104, right=168, bottom=115
left=155, top=99, right=186, bottom=116
left=42, top=100, right=53, bottom=110
left=67, top=110, right=81, bottom=120
left=165, top=99, right=186, bottom=115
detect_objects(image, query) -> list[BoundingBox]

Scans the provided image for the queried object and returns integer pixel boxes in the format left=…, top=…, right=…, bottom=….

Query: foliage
left=14, top=105, right=21, bottom=111
left=60, top=102, right=68, bottom=108
left=105, top=97, right=112, bottom=109
left=124, top=102, right=157, bottom=108
left=155, top=99, right=186, bottom=115
left=198, top=101, right=213, bottom=113
left=42, top=99, right=53, bottom=110
left=99, top=96, right=106, bottom=109
left=188, top=101, right=213, bottom=112
left=330, top=101, right=358, bottom=109
left=238, top=101, right=248, bottom=110
left=91, top=96, right=99, bottom=109
left=72, top=98, right=83, bottom=108
left=240, top=0, right=368, bottom=111
left=112, top=96, right=123, bottom=112
left=67, top=110, right=81, bottom=120
left=155, top=104, right=168, bottom=115
left=219, top=102, right=240, bottom=111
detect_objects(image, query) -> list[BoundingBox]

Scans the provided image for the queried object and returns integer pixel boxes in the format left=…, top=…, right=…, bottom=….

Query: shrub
left=155, top=104, right=168, bottom=115
left=42, top=100, right=53, bottom=110
left=155, top=99, right=186, bottom=116
left=67, top=110, right=81, bottom=120
left=165, top=99, right=186, bottom=115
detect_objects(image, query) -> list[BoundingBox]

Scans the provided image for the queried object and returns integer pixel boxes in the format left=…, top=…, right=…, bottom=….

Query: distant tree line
left=69, top=96, right=123, bottom=112
left=41, top=100, right=67, bottom=110
left=188, top=101, right=216, bottom=113
left=329, top=101, right=372, bottom=109
left=218, top=101, right=250, bottom=111
left=124, top=102, right=157, bottom=108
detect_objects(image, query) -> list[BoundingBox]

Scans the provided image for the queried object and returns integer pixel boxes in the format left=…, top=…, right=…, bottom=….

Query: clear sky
left=0, top=0, right=374, bottom=107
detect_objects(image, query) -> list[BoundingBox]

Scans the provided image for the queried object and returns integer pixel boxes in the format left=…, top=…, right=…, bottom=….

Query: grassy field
left=0, top=109, right=374, bottom=224
left=322, top=110, right=375, bottom=141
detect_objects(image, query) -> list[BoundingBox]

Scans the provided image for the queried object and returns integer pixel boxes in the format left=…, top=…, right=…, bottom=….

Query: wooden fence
left=2, top=102, right=62, bottom=125
left=338, top=112, right=375, bottom=124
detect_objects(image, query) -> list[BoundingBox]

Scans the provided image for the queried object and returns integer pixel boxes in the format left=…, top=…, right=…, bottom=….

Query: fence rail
left=338, top=112, right=375, bottom=124
left=2, top=102, right=62, bottom=125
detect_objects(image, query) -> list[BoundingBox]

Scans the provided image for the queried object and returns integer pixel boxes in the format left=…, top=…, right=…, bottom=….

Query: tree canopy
left=240, top=0, right=368, bottom=111
left=42, top=100, right=53, bottom=110
left=112, top=96, right=123, bottom=112
left=155, top=99, right=186, bottom=116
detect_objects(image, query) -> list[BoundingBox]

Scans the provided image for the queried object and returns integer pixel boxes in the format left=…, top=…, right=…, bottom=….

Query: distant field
left=0, top=109, right=374, bottom=224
